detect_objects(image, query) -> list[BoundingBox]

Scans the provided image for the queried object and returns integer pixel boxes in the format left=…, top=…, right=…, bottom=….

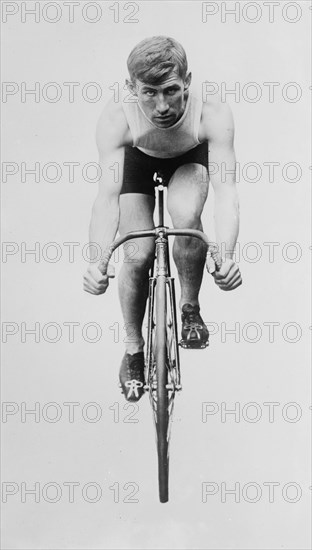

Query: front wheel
left=155, top=275, right=169, bottom=503
left=147, top=275, right=181, bottom=503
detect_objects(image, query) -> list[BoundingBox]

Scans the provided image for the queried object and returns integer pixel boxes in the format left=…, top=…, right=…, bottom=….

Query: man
left=83, top=36, right=242, bottom=402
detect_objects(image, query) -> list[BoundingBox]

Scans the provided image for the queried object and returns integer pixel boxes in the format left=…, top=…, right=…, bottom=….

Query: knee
left=169, top=209, right=200, bottom=229
left=123, top=240, right=155, bottom=272
left=167, top=197, right=198, bottom=229
left=168, top=199, right=202, bottom=229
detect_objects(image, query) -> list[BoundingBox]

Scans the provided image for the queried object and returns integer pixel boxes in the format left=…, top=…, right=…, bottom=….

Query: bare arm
left=202, top=100, right=241, bottom=290
left=84, top=101, right=128, bottom=294
left=89, top=146, right=124, bottom=262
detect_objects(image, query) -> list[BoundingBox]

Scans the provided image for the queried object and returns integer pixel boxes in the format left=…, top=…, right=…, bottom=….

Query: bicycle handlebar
left=98, top=227, right=222, bottom=276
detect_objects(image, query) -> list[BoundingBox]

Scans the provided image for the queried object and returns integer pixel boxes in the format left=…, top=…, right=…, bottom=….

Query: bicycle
left=99, top=172, right=222, bottom=503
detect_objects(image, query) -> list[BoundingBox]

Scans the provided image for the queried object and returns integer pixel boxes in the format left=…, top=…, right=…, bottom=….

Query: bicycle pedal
left=165, top=383, right=182, bottom=391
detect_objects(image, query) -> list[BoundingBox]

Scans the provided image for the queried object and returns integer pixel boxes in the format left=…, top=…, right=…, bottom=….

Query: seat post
left=153, top=172, right=165, bottom=227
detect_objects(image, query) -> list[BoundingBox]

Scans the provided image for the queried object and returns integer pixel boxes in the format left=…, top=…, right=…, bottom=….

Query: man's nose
left=156, top=96, right=169, bottom=115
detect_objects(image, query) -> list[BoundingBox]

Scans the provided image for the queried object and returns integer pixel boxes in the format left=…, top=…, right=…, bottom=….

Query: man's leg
left=118, top=193, right=155, bottom=355
left=167, top=163, right=209, bottom=310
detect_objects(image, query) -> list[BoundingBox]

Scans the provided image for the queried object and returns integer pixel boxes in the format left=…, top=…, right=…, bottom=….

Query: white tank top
left=121, top=92, right=202, bottom=158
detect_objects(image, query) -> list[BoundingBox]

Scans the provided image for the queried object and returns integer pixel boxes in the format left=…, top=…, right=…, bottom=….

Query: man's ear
left=184, top=72, right=192, bottom=90
left=125, top=79, right=137, bottom=96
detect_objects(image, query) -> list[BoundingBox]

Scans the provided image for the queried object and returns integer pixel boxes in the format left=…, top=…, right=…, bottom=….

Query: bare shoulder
left=199, top=94, right=234, bottom=143
left=96, top=98, right=132, bottom=154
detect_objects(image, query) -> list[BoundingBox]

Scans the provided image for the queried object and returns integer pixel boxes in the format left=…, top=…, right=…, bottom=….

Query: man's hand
left=213, top=258, right=242, bottom=291
left=83, top=263, right=115, bottom=295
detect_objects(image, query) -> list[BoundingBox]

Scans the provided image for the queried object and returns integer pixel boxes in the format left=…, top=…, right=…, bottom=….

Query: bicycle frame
left=146, top=184, right=182, bottom=409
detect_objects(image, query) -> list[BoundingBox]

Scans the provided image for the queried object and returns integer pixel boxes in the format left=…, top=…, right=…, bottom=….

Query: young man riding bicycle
left=83, top=36, right=242, bottom=402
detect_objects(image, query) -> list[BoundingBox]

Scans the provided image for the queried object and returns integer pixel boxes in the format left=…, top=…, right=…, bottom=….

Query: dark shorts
left=121, top=142, right=208, bottom=196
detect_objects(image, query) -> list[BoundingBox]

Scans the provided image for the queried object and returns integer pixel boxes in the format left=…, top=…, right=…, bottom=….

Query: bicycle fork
left=145, top=231, right=181, bottom=392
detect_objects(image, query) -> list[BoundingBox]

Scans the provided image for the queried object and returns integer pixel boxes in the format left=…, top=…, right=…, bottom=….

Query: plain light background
left=1, top=1, right=311, bottom=549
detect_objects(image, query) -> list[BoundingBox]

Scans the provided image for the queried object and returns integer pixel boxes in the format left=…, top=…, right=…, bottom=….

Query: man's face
left=129, top=71, right=191, bottom=128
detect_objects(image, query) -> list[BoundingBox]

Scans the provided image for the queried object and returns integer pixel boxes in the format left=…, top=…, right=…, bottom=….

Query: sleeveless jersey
left=121, top=92, right=202, bottom=159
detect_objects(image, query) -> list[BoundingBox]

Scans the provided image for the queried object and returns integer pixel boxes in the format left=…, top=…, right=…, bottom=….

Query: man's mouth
left=154, top=114, right=174, bottom=123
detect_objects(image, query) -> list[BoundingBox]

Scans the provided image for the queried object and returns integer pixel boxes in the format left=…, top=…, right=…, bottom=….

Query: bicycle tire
left=155, top=274, right=169, bottom=503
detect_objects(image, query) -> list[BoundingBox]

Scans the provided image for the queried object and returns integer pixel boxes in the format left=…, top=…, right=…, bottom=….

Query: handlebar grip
left=206, top=245, right=222, bottom=274
left=98, top=244, right=115, bottom=275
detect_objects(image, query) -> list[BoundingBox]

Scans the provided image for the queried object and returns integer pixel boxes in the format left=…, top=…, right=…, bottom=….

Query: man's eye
left=145, top=90, right=156, bottom=96
left=167, top=89, right=177, bottom=95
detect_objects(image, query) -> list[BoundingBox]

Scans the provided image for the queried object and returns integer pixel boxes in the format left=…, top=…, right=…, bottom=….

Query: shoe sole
left=179, top=339, right=209, bottom=349
left=118, top=382, right=145, bottom=402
